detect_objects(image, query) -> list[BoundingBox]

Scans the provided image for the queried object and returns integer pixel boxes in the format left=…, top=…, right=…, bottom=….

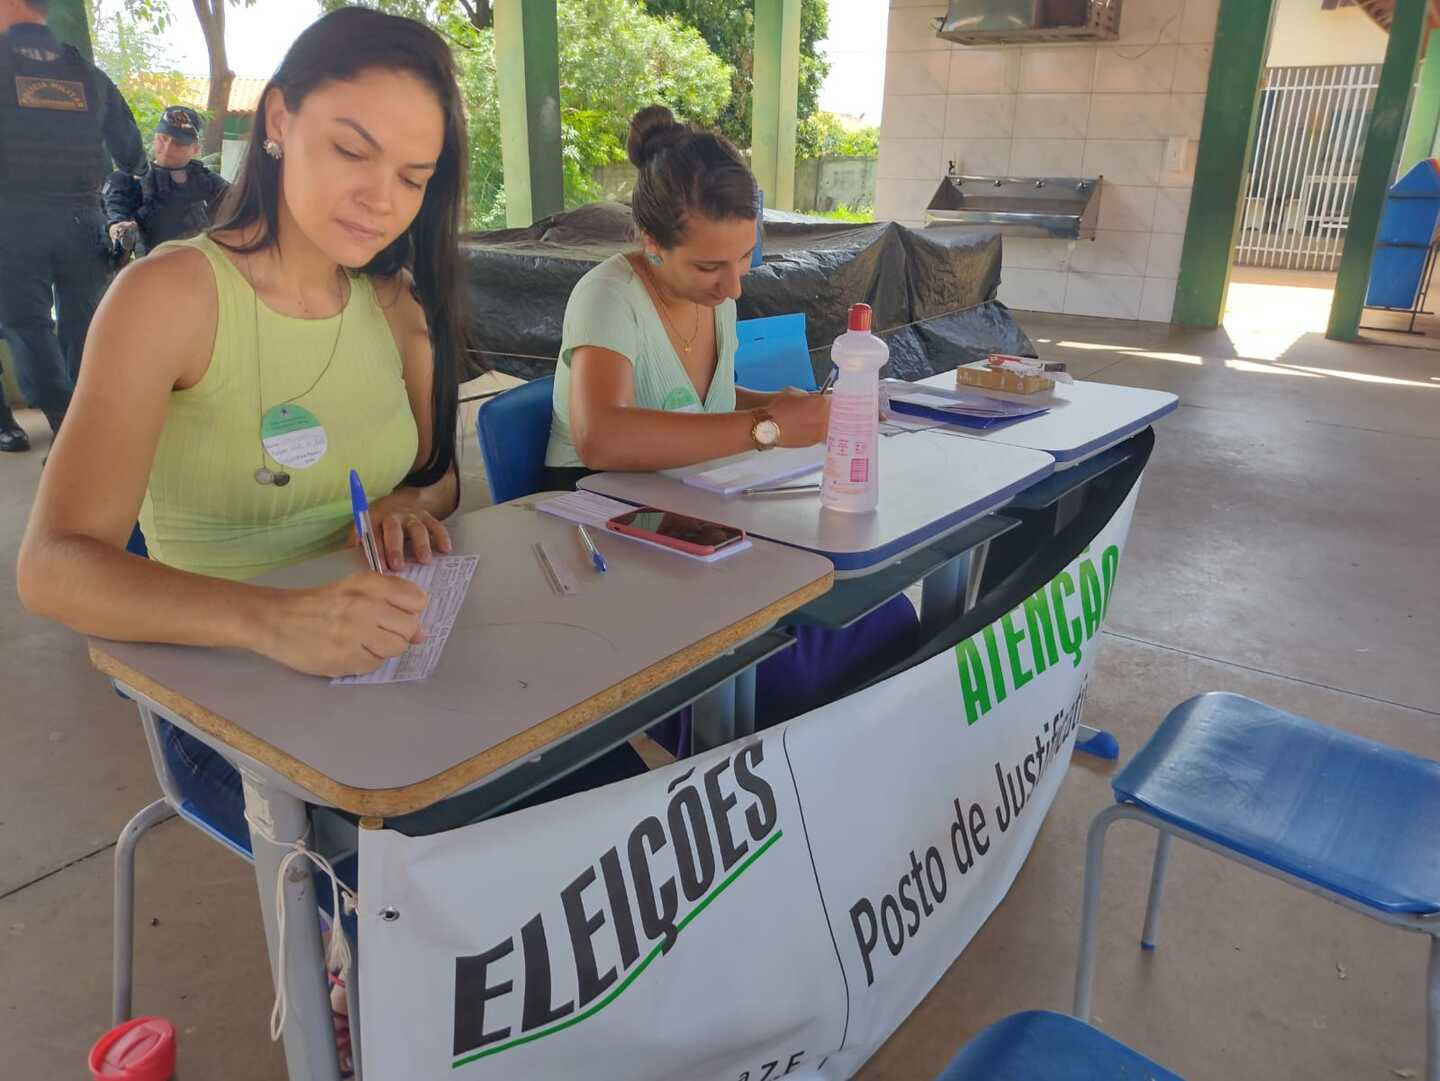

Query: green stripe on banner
left=452, top=829, right=786, bottom=1069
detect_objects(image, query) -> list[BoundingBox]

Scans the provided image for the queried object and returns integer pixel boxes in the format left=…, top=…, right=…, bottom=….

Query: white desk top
left=90, top=497, right=833, bottom=815
left=580, top=434, right=1054, bottom=574
left=915, top=370, right=1178, bottom=464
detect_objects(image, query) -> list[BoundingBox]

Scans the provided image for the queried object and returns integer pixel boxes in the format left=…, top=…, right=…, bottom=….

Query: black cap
left=156, top=106, right=203, bottom=145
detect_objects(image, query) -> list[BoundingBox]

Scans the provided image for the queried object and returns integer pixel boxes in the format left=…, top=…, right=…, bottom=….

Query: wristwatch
left=750, top=408, right=779, bottom=451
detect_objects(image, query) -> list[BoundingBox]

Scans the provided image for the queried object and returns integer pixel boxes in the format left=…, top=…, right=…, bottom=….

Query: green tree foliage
left=639, top=0, right=829, bottom=150
left=90, top=1, right=206, bottom=144
left=321, top=0, right=733, bottom=229
left=795, top=109, right=877, bottom=160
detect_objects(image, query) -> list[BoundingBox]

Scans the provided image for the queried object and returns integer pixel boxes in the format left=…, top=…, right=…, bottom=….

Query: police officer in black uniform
left=0, top=0, right=143, bottom=453
left=104, top=105, right=230, bottom=261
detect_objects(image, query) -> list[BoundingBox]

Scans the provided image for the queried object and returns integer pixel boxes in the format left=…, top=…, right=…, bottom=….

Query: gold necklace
left=642, top=260, right=701, bottom=354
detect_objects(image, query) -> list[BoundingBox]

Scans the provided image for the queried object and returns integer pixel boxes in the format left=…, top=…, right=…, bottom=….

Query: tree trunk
left=193, top=0, right=231, bottom=157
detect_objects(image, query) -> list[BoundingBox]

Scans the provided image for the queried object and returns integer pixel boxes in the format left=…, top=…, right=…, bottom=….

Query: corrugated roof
left=178, top=75, right=269, bottom=115
left=1350, top=0, right=1440, bottom=31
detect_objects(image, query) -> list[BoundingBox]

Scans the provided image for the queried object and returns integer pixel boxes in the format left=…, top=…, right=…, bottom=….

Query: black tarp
left=459, top=202, right=1034, bottom=383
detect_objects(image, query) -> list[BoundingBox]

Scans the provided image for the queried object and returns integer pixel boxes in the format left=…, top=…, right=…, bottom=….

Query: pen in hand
left=349, top=469, right=385, bottom=574
left=577, top=524, right=608, bottom=574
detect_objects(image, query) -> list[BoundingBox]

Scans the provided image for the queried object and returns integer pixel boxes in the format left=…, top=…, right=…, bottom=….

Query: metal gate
left=1235, top=63, right=1380, bottom=272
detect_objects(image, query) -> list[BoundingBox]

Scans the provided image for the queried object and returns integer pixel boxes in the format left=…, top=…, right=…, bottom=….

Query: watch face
left=756, top=419, right=779, bottom=445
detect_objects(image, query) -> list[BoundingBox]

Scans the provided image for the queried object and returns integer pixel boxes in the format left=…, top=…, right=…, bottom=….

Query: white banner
left=359, top=487, right=1138, bottom=1081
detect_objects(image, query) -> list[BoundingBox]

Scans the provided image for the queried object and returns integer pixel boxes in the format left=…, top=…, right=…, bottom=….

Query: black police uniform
left=104, top=157, right=230, bottom=256
left=0, top=21, right=144, bottom=449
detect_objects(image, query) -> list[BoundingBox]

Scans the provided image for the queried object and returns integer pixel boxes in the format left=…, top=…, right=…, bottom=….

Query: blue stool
left=935, top=1010, right=1183, bottom=1080
left=1074, top=693, right=1440, bottom=1080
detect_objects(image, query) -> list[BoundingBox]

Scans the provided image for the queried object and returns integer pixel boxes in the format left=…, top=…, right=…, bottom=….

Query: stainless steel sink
left=923, top=169, right=1103, bottom=239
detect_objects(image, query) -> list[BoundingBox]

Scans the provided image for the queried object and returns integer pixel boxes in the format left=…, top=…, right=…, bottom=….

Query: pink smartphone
left=605, top=508, right=746, bottom=556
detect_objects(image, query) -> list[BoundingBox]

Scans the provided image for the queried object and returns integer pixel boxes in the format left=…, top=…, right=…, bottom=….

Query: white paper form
left=332, top=554, right=479, bottom=685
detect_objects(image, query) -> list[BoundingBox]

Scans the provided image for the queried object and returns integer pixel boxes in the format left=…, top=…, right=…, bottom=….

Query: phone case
left=605, top=520, right=720, bottom=556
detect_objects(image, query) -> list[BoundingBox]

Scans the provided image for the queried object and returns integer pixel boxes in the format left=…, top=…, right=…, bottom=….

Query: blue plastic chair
left=476, top=375, right=555, bottom=504
left=935, top=1010, right=1183, bottom=1080
left=735, top=313, right=819, bottom=392
left=1074, top=693, right=1440, bottom=1078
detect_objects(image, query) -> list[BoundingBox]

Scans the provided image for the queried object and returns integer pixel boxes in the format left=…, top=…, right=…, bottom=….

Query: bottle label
left=822, top=387, right=877, bottom=500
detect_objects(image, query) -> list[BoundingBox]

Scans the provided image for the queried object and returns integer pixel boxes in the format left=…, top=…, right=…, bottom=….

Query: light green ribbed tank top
left=139, top=234, right=419, bottom=581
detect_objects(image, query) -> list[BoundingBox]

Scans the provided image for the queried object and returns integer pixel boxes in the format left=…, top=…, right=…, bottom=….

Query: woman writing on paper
left=546, top=107, right=918, bottom=729
left=542, top=106, right=832, bottom=491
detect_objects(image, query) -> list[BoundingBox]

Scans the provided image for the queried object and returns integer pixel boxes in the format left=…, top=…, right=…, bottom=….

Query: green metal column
left=1328, top=0, right=1428, bottom=341
left=1172, top=0, right=1277, bottom=328
left=494, top=0, right=564, bottom=228
left=751, top=0, right=801, bottom=211
left=46, top=0, right=94, bottom=61
left=1401, top=30, right=1440, bottom=172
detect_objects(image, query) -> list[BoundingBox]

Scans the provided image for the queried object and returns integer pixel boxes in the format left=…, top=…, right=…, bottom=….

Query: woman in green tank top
left=19, top=8, right=475, bottom=679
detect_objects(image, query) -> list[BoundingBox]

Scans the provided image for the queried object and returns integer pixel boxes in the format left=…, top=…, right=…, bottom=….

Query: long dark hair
left=211, top=6, right=473, bottom=488
left=627, top=105, right=757, bottom=249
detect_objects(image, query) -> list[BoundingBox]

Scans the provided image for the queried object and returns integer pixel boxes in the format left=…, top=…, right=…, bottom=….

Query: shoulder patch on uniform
left=15, top=75, right=89, bottom=112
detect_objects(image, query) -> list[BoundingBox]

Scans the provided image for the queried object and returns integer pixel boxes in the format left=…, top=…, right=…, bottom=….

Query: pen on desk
left=577, top=523, right=608, bottom=574
left=741, top=482, right=823, bottom=496
left=349, top=469, right=384, bottom=574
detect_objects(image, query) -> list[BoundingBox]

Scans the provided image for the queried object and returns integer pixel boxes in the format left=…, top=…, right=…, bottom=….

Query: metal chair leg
left=113, top=799, right=178, bottom=1025
left=1141, top=831, right=1174, bottom=951
left=1428, top=934, right=1439, bottom=1081
left=1074, top=804, right=1127, bottom=1021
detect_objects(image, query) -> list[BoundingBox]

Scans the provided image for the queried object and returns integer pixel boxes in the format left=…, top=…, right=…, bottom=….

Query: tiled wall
left=876, top=0, right=1221, bottom=322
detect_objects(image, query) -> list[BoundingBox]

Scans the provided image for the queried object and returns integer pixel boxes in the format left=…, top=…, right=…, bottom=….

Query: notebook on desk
left=886, top=388, right=1049, bottom=430
left=673, top=445, right=826, bottom=497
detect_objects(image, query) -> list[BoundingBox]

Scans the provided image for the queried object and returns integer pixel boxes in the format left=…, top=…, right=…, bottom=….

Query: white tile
left=1173, top=43, right=1213, bottom=93
left=949, top=48, right=1019, bottom=93
left=1088, top=94, right=1171, bottom=140
left=1070, top=230, right=1152, bottom=276
left=1153, top=187, right=1192, bottom=233
left=1140, top=277, right=1178, bottom=323
left=882, top=94, right=949, bottom=138
left=887, top=5, right=949, bottom=53
left=1119, top=0, right=1184, bottom=45
left=944, top=93, right=1015, bottom=139
left=885, top=50, right=952, bottom=96
left=877, top=137, right=944, bottom=180
left=1063, top=272, right=1144, bottom=319
left=1146, top=233, right=1185, bottom=278
left=1179, top=0, right=1221, bottom=43
left=874, top=178, right=940, bottom=223
left=997, top=268, right=1069, bottom=313
left=1014, top=94, right=1091, bottom=139
left=1097, top=184, right=1158, bottom=232
left=1018, top=46, right=1097, bottom=92
left=1094, top=44, right=1177, bottom=93
left=1082, top=140, right=1165, bottom=185
left=1170, top=94, right=1205, bottom=139
left=1010, top=139, right=1087, bottom=176
left=1002, top=237, right=1075, bottom=271
left=942, top=139, right=1013, bottom=176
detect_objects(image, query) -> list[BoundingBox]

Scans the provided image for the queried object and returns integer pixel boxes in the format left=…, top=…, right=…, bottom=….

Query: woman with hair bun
left=543, top=105, right=831, bottom=487
left=546, top=106, right=918, bottom=732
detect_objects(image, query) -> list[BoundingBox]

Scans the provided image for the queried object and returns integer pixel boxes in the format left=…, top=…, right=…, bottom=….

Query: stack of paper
left=883, top=382, right=1049, bottom=429
left=675, top=445, right=826, bottom=497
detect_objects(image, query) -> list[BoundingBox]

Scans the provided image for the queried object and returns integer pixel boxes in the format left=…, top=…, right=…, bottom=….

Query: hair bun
left=627, top=105, right=687, bottom=168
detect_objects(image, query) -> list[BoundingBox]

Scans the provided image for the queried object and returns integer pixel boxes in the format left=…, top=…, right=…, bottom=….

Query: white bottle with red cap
left=821, top=303, right=889, bottom=513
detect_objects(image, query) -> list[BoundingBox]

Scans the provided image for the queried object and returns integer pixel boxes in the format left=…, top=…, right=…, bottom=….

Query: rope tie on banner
left=243, top=806, right=358, bottom=1042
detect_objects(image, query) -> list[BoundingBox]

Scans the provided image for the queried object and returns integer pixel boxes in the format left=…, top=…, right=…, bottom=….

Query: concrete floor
left=3, top=290, right=1438, bottom=1079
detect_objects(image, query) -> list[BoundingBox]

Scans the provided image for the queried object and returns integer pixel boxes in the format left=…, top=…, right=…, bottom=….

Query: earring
left=647, top=252, right=662, bottom=267
left=263, top=139, right=283, bottom=160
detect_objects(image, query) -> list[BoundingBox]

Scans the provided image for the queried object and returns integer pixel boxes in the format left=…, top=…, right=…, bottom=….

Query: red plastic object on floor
left=89, top=1016, right=176, bottom=1081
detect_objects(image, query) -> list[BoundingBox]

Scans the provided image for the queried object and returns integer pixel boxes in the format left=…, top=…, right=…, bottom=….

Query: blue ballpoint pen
left=577, top=524, right=608, bottom=574
left=349, top=469, right=384, bottom=573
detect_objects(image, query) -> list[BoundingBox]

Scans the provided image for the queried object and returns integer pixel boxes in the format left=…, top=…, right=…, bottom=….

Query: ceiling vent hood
left=935, top=0, right=1122, bottom=45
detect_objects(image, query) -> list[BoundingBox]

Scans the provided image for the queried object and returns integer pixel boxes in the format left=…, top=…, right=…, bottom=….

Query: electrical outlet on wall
left=1165, top=137, right=1188, bottom=175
